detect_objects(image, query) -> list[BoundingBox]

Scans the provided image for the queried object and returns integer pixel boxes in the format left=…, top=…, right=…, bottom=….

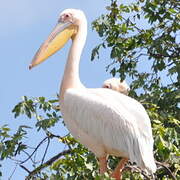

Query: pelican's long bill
left=29, top=22, right=76, bottom=69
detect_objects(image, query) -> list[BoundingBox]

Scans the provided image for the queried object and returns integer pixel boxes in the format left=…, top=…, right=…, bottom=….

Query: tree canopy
left=0, top=0, right=179, bottom=179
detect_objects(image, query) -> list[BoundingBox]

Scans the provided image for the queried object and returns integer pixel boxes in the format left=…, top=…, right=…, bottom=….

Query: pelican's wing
left=63, top=88, right=156, bottom=173
left=90, top=88, right=153, bottom=141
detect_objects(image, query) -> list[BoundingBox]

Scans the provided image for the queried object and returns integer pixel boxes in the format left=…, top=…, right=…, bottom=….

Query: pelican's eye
left=58, top=13, right=72, bottom=23
left=103, top=84, right=111, bottom=89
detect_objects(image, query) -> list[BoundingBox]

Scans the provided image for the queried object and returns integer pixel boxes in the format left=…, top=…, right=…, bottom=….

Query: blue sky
left=0, top=0, right=116, bottom=179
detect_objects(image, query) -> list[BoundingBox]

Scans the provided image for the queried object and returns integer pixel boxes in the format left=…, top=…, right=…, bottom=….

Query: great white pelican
left=29, top=9, right=156, bottom=179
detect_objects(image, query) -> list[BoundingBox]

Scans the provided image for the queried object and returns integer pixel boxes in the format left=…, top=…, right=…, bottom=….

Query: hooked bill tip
left=29, top=64, right=33, bottom=70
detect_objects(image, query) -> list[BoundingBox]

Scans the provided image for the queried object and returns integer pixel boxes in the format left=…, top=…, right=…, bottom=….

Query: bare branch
left=21, top=137, right=48, bottom=164
left=25, top=149, right=72, bottom=180
left=156, top=161, right=177, bottom=180
left=46, top=131, right=63, bottom=139
left=20, top=165, right=31, bottom=174
left=41, top=138, right=50, bottom=164
left=149, top=52, right=180, bottom=59
left=22, top=150, right=35, bottom=164
left=8, top=163, right=18, bottom=180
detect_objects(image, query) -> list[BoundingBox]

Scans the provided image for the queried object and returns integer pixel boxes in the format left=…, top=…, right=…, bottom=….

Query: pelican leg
left=98, top=156, right=107, bottom=174
left=111, top=158, right=128, bottom=180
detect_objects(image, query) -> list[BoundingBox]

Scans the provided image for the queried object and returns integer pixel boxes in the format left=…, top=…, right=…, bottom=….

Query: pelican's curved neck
left=60, top=19, right=87, bottom=100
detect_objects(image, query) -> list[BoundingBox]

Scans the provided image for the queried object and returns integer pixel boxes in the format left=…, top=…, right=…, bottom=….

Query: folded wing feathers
left=64, top=88, right=156, bottom=173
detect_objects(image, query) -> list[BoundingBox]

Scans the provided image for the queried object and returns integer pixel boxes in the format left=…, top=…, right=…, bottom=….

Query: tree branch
left=20, top=165, right=31, bottom=174
left=25, top=149, right=72, bottom=180
left=149, top=52, right=180, bottom=59
left=156, top=161, right=177, bottom=180
left=41, top=138, right=50, bottom=164
left=21, top=137, right=48, bottom=164
left=123, top=164, right=152, bottom=179
left=22, top=150, right=35, bottom=164
left=46, top=131, right=63, bottom=139
left=9, top=163, right=18, bottom=180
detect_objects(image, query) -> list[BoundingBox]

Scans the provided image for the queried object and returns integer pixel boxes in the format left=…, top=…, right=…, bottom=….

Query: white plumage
left=62, top=88, right=156, bottom=173
left=30, top=8, right=156, bottom=179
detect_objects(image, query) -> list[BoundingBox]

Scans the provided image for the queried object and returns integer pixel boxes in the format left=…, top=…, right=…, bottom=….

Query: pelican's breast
left=61, top=88, right=130, bottom=158
left=61, top=90, right=106, bottom=157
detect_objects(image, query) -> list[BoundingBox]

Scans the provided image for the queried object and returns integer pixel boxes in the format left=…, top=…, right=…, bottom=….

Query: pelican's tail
left=139, top=138, right=157, bottom=174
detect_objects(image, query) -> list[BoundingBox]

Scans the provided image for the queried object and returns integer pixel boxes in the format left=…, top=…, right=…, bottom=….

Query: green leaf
left=168, top=8, right=176, bottom=14
left=121, top=23, right=127, bottom=33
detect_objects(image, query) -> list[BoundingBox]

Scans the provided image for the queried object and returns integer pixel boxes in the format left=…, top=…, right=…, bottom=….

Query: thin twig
left=156, top=161, right=176, bottom=180
left=9, top=157, right=23, bottom=164
left=22, top=150, right=35, bottom=164
left=21, top=137, right=48, bottom=164
left=149, top=52, right=179, bottom=59
left=8, top=163, right=18, bottom=180
left=41, top=138, right=50, bottom=165
left=20, top=165, right=31, bottom=174
left=25, top=149, right=72, bottom=180
left=46, top=131, right=62, bottom=139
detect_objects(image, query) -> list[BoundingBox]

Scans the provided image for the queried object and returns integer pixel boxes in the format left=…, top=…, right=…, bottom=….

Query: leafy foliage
left=91, top=0, right=180, bottom=179
left=0, top=0, right=180, bottom=179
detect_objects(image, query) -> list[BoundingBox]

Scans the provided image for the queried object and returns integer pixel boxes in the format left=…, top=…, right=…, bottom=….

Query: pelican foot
left=111, top=158, right=128, bottom=180
left=99, top=156, right=108, bottom=174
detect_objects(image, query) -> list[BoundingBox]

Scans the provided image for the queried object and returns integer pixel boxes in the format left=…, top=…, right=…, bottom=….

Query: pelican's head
left=29, top=9, right=86, bottom=69
left=102, top=78, right=130, bottom=95
left=59, top=9, right=86, bottom=26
